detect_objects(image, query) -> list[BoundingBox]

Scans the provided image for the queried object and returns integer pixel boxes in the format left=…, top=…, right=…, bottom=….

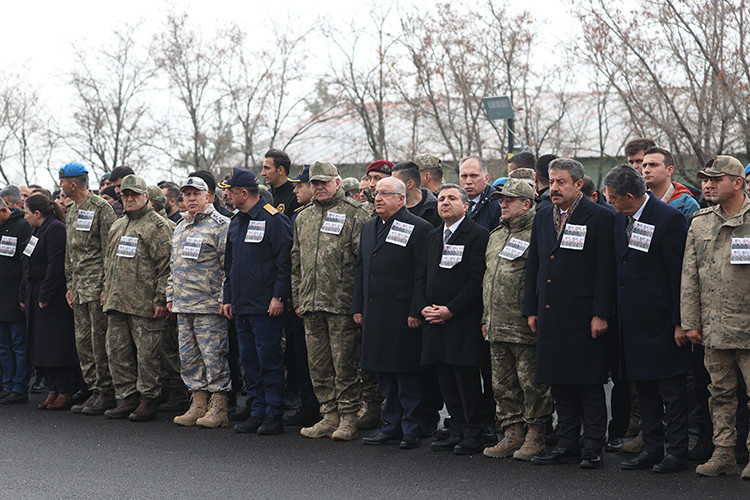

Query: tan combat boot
left=483, top=423, right=524, bottom=458
left=301, top=411, right=340, bottom=439
left=196, top=392, right=228, bottom=428
left=356, top=402, right=385, bottom=430
left=695, top=446, right=737, bottom=477
left=173, top=391, right=209, bottom=426
left=332, top=412, right=359, bottom=441
left=513, top=423, right=547, bottom=461
left=742, top=462, right=750, bottom=480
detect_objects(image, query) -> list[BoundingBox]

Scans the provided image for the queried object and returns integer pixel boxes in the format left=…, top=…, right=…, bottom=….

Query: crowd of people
left=1, top=141, right=750, bottom=480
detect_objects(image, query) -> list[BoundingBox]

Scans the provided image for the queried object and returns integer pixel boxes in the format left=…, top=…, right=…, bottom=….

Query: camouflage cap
left=342, top=177, right=360, bottom=192
left=509, top=167, right=536, bottom=181
left=491, top=178, right=536, bottom=200
left=414, top=153, right=441, bottom=171
left=698, top=155, right=745, bottom=179
left=309, top=161, right=339, bottom=182
left=147, top=185, right=165, bottom=203
left=180, top=176, right=209, bottom=192
left=119, top=174, right=148, bottom=195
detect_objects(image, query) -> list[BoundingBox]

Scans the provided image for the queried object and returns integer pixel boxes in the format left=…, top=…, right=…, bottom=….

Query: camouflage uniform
left=65, top=192, right=116, bottom=394
left=166, top=204, right=232, bottom=393
left=482, top=183, right=552, bottom=430
left=103, top=201, right=172, bottom=399
left=291, top=185, right=370, bottom=414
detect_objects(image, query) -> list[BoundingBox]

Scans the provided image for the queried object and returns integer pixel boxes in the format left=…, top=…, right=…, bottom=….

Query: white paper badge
left=628, top=221, right=655, bottom=253
left=440, top=244, right=465, bottom=269
left=182, top=237, right=203, bottom=259
left=0, top=235, right=18, bottom=257
left=75, top=209, right=95, bottom=232
left=731, top=237, right=750, bottom=264
left=560, top=224, right=587, bottom=250
left=385, top=220, right=414, bottom=247
left=499, top=237, right=530, bottom=261
left=23, top=236, right=39, bottom=257
left=320, top=212, right=346, bottom=235
left=116, top=236, right=138, bottom=258
left=244, top=220, right=266, bottom=243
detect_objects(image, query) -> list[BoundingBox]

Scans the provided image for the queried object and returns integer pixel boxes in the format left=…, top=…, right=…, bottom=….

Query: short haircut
left=378, top=176, right=406, bottom=196
left=0, top=185, right=21, bottom=204
left=70, top=173, right=89, bottom=189
left=32, top=188, right=52, bottom=199
left=152, top=200, right=165, bottom=211
left=423, top=165, right=443, bottom=180
left=360, top=174, right=369, bottom=182
left=602, top=164, right=647, bottom=198
left=437, top=183, right=469, bottom=204
left=535, top=154, right=558, bottom=182
left=109, top=166, right=135, bottom=182
left=624, top=138, right=656, bottom=157
left=163, top=186, right=180, bottom=204
left=265, top=149, right=292, bottom=176
left=459, top=155, right=488, bottom=175
left=392, top=162, right=421, bottom=188
left=28, top=184, right=44, bottom=191
left=644, top=146, right=674, bottom=168
left=189, top=170, right=217, bottom=193
left=509, top=151, right=536, bottom=170
left=581, top=176, right=596, bottom=198
left=549, top=158, right=585, bottom=182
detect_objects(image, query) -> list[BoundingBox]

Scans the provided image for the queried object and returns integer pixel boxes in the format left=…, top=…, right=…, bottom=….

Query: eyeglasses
left=373, top=190, right=400, bottom=198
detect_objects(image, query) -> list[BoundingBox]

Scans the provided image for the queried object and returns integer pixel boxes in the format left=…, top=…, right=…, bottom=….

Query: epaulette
left=264, top=203, right=279, bottom=215
left=691, top=206, right=715, bottom=218
left=294, top=203, right=311, bottom=213
left=90, top=194, right=109, bottom=207
left=211, top=211, right=229, bottom=224
left=343, top=196, right=363, bottom=208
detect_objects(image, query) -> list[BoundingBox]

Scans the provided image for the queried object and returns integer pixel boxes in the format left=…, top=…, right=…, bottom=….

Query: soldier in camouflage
left=415, top=153, right=444, bottom=195
left=291, top=161, right=371, bottom=441
left=681, top=156, right=750, bottom=479
left=101, top=175, right=172, bottom=422
left=166, top=177, right=232, bottom=428
left=59, top=162, right=117, bottom=415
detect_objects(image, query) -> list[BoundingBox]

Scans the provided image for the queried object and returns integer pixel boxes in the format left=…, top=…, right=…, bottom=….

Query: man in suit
left=524, top=158, right=616, bottom=469
left=602, top=164, right=691, bottom=473
left=415, top=183, right=489, bottom=455
left=352, top=177, right=432, bottom=449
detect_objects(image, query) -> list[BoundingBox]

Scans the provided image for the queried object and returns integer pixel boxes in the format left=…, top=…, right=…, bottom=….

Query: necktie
left=626, top=216, right=635, bottom=239
left=443, top=228, right=452, bottom=245
left=468, top=201, right=476, bottom=213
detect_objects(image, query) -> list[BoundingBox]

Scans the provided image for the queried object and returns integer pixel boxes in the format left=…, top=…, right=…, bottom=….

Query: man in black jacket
left=392, top=162, right=441, bottom=228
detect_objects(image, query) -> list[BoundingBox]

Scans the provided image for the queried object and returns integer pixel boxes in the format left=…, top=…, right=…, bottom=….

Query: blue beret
left=217, top=168, right=258, bottom=189
left=745, top=163, right=750, bottom=176
left=59, top=162, right=89, bottom=178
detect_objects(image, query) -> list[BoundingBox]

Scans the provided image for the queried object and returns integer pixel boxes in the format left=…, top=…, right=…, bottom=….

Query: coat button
left=546, top=279, right=552, bottom=284
left=549, top=255, right=555, bottom=260
left=545, top=305, right=551, bottom=310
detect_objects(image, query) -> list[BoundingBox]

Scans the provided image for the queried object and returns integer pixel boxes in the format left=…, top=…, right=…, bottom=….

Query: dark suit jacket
left=352, top=206, right=432, bottom=373
left=415, top=216, right=489, bottom=367
left=468, top=184, right=501, bottom=231
left=613, top=193, right=690, bottom=381
left=523, top=195, right=616, bottom=385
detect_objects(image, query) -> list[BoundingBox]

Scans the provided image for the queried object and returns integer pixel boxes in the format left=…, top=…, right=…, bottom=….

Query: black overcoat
left=0, top=208, right=31, bottom=322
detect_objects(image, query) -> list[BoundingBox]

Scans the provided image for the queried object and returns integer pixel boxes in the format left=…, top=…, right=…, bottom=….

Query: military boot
left=742, top=462, right=750, bottom=480
left=356, top=402, right=385, bottom=430
left=483, top=423, right=524, bottom=458
left=196, top=393, right=229, bottom=428
left=513, top=424, right=547, bottom=461
left=332, top=412, right=359, bottom=441
left=128, top=397, right=159, bottom=422
left=695, top=446, right=737, bottom=477
left=104, top=394, right=140, bottom=419
left=159, top=385, right=190, bottom=413
left=173, top=391, right=209, bottom=426
left=71, top=391, right=98, bottom=414
left=82, top=390, right=117, bottom=415
left=301, top=411, right=339, bottom=439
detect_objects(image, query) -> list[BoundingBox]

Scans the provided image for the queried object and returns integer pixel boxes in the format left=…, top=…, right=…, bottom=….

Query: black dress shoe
left=30, top=379, right=46, bottom=394
left=454, top=437, right=483, bottom=455
left=580, top=449, right=603, bottom=469
left=234, top=415, right=264, bottom=434
left=605, top=436, right=623, bottom=452
left=0, top=389, right=11, bottom=401
left=362, top=432, right=402, bottom=445
left=431, top=436, right=461, bottom=452
left=433, top=428, right=450, bottom=440
left=0, top=391, right=28, bottom=405
left=400, top=434, right=420, bottom=449
left=532, top=447, right=581, bottom=465
left=652, top=454, right=687, bottom=473
left=620, top=450, right=664, bottom=470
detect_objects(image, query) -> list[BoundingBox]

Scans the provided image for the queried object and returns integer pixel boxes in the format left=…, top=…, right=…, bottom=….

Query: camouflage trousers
left=490, top=341, right=553, bottom=429
left=106, top=312, right=163, bottom=399
left=73, top=300, right=113, bottom=393
left=177, top=313, right=232, bottom=393
left=704, top=348, right=750, bottom=449
left=162, top=318, right=185, bottom=391
left=303, top=312, right=361, bottom=414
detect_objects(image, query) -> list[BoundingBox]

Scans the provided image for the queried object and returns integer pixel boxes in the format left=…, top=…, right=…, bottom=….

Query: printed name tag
left=499, top=237, right=530, bottom=261
left=628, top=221, right=655, bottom=253
left=560, top=224, right=587, bottom=250
left=245, top=220, right=266, bottom=243
left=440, top=244, right=464, bottom=269
left=385, top=220, right=414, bottom=247
left=0, top=235, right=17, bottom=257
left=731, top=237, right=750, bottom=264
left=320, top=212, right=346, bottom=235
left=116, top=236, right=138, bottom=258
left=23, top=236, right=38, bottom=257
left=75, top=209, right=95, bottom=231
left=182, top=237, right=202, bottom=259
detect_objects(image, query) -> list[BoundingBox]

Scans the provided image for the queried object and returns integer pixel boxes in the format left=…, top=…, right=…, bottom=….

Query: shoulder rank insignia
left=264, top=203, right=279, bottom=215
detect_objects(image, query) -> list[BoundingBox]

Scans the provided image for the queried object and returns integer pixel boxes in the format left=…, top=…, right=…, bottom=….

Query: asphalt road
left=1, top=394, right=749, bottom=499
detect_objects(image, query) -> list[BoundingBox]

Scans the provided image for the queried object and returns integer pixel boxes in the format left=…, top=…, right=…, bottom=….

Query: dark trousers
left=235, top=314, right=285, bottom=417
left=378, top=371, right=422, bottom=437
left=435, top=364, right=483, bottom=439
left=479, top=344, right=495, bottom=426
left=0, top=321, right=30, bottom=394
left=38, top=366, right=77, bottom=394
left=637, top=373, right=689, bottom=458
left=420, top=366, right=443, bottom=427
left=607, top=341, right=630, bottom=439
left=551, top=384, right=607, bottom=452
left=284, top=310, right=318, bottom=410
left=226, top=318, right=243, bottom=406
left=688, top=344, right=712, bottom=439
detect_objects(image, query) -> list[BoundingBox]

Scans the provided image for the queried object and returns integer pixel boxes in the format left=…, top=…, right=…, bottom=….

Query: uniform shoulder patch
left=211, top=211, right=230, bottom=224
left=264, top=203, right=279, bottom=215
left=343, top=196, right=362, bottom=208
left=691, top=206, right=714, bottom=218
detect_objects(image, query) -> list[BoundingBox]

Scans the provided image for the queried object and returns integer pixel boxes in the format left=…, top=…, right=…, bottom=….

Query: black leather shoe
left=400, top=434, right=420, bottom=450
left=229, top=405, right=252, bottom=422
left=605, top=436, right=623, bottom=452
left=257, top=414, right=284, bottom=435
left=433, top=428, right=450, bottom=440
left=620, top=450, right=664, bottom=470
left=362, top=432, right=402, bottom=445
left=30, top=379, right=46, bottom=394
left=580, top=449, right=603, bottom=469
left=532, top=447, right=581, bottom=465
left=234, top=415, right=264, bottom=434
left=454, top=437, right=483, bottom=455
left=652, top=454, right=687, bottom=473
left=431, top=436, right=461, bottom=452
left=0, top=391, right=28, bottom=405
left=0, top=389, right=11, bottom=401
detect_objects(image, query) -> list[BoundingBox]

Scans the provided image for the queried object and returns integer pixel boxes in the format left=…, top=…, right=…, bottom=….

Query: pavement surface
left=1, top=393, right=749, bottom=499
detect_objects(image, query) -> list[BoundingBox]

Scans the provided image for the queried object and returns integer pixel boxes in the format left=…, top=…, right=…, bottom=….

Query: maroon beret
left=366, top=160, right=394, bottom=175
